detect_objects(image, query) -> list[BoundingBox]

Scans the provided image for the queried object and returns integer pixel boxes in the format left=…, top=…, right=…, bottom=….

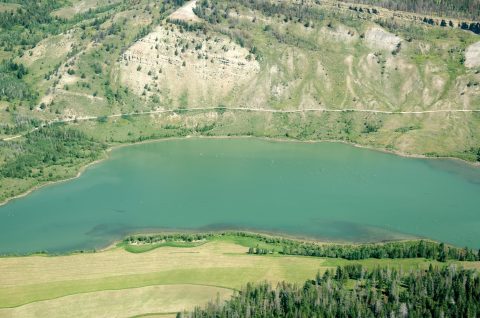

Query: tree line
left=278, top=239, right=480, bottom=262
left=184, top=264, right=480, bottom=317
left=347, top=4, right=480, bottom=35
left=235, top=232, right=480, bottom=262
left=196, top=0, right=480, bottom=39
left=125, top=233, right=215, bottom=244
left=125, top=232, right=480, bottom=262
left=194, top=0, right=327, bottom=26
left=340, top=0, right=480, bottom=20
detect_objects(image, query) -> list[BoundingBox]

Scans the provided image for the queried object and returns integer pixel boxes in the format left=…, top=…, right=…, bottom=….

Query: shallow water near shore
left=1, top=138, right=480, bottom=254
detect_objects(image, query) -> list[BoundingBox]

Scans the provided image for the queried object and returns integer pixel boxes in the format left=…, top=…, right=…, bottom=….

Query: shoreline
left=0, top=229, right=430, bottom=258
left=0, top=152, right=110, bottom=208
left=0, top=134, right=478, bottom=208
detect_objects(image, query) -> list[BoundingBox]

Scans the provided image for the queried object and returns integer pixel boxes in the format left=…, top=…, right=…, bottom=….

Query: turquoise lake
left=1, top=138, right=479, bottom=254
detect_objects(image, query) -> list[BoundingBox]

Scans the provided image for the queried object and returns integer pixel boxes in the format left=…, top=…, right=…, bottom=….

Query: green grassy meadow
left=1, top=234, right=479, bottom=317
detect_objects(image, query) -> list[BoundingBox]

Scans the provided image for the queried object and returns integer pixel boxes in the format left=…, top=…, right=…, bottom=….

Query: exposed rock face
left=119, top=24, right=260, bottom=107
left=465, top=41, right=480, bottom=68
left=319, top=24, right=358, bottom=44
left=364, top=26, right=402, bottom=52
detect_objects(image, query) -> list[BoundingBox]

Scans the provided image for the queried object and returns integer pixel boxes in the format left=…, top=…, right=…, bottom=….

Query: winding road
left=2, top=106, right=480, bottom=142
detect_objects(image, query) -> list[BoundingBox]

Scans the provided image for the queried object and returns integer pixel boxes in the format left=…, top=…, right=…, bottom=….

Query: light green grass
left=0, top=284, right=232, bottom=318
left=210, top=234, right=280, bottom=251
left=0, top=2, right=20, bottom=13
left=0, top=241, right=327, bottom=308
left=2, top=238, right=478, bottom=310
left=122, top=241, right=207, bottom=253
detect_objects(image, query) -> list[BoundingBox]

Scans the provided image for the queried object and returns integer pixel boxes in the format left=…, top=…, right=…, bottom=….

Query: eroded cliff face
left=116, top=1, right=479, bottom=114
left=119, top=24, right=259, bottom=108
left=465, top=41, right=480, bottom=69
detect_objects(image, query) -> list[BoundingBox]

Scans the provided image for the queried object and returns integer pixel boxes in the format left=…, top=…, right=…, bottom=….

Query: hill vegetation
left=0, top=0, right=479, bottom=202
left=340, top=0, right=480, bottom=20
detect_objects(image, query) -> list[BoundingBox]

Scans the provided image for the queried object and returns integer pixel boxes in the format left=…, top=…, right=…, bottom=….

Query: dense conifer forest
left=185, top=264, right=480, bottom=317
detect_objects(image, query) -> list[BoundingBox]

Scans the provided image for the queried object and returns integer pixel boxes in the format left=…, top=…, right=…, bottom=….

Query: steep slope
left=0, top=0, right=479, bottom=202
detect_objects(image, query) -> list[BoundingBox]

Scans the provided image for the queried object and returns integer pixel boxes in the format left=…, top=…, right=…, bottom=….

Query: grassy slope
left=0, top=238, right=478, bottom=317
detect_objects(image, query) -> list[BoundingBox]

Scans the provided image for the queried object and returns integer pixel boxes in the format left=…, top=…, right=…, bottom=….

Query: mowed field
left=0, top=240, right=326, bottom=317
left=1, top=237, right=479, bottom=318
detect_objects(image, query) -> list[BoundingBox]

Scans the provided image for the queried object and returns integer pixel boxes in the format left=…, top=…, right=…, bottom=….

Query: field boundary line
left=0, top=282, right=236, bottom=309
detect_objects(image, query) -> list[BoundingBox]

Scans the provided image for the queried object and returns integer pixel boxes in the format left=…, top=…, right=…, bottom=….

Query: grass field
left=0, top=285, right=231, bottom=318
left=1, top=237, right=479, bottom=317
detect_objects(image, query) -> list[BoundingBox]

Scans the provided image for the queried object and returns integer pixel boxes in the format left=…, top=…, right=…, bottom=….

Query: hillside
left=339, top=0, right=480, bottom=20
left=0, top=0, right=479, bottom=202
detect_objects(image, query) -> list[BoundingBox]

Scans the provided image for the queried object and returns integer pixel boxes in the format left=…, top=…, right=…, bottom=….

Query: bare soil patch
left=119, top=23, right=260, bottom=107
left=364, top=26, right=402, bottom=52
left=168, top=0, right=200, bottom=22
left=465, top=41, right=480, bottom=68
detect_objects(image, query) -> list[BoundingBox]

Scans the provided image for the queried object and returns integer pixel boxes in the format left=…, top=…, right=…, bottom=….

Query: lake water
left=1, top=138, right=479, bottom=254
